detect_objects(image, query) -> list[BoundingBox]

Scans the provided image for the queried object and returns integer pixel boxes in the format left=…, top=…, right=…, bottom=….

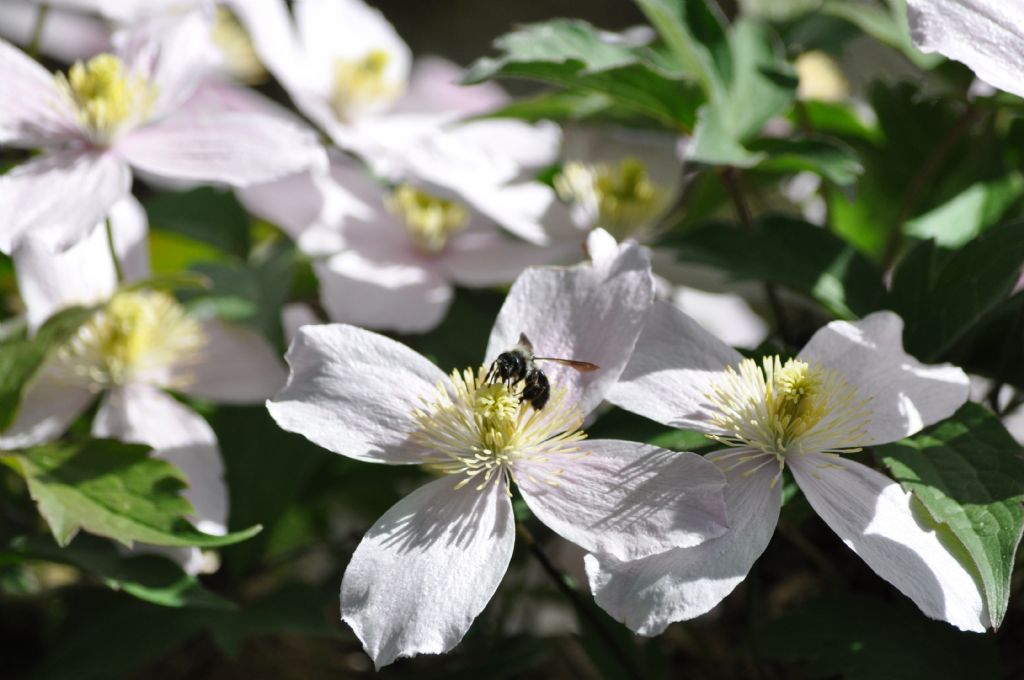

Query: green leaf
left=757, top=594, right=997, bottom=680
left=821, top=0, right=942, bottom=70
left=797, top=100, right=882, bottom=143
left=903, top=174, right=1024, bottom=248
left=751, top=134, right=863, bottom=185
left=2, top=439, right=261, bottom=548
left=633, top=0, right=731, bottom=96
left=0, top=305, right=95, bottom=432
left=144, top=187, right=251, bottom=260
left=874, top=403, right=1024, bottom=628
left=664, top=216, right=888, bottom=319
left=464, top=20, right=703, bottom=129
left=890, top=220, right=1024, bottom=359
left=6, top=534, right=233, bottom=609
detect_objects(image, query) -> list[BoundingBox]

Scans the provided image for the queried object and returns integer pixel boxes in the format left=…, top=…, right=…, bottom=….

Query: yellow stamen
left=555, top=157, right=668, bottom=239
left=54, top=54, right=154, bottom=142
left=388, top=184, right=469, bottom=253
left=331, top=49, right=399, bottom=120
left=211, top=7, right=266, bottom=84
left=55, top=290, right=206, bottom=389
left=413, top=367, right=587, bottom=492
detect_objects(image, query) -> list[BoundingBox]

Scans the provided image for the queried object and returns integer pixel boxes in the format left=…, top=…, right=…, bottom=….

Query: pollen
left=412, top=367, right=587, bottom=492
left=704, top=356, right=871, bottom=463
left=388, top=185, right=470, bottom=253
left=331, top=49, right=399, bottom=120
left=55, top=290, right=206, bottom=389
left=54, top=54, right=154, bottom=142
left=555, top=157, right=668, bottom=239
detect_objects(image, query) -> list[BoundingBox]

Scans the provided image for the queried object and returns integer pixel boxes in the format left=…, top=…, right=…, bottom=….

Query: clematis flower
left=267, top=230, right=730, bottom=667
left=588, top=301, right=987, bottom=634
left=241, top=157, right=570, bottom=333
left=907, top=0, right=1024, bottom=99
left=0, top=1, right=110, bottom=62
left=0, top=199, right=286, bottom=572
left=0, top=10, right=325, bottom=254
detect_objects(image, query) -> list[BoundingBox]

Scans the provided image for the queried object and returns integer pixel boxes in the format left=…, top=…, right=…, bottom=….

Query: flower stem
left=514, top=521, right=644, bottom=680
left=28, top=4, right=49, bottom=59
left=105, top=217, right=125, bottom=284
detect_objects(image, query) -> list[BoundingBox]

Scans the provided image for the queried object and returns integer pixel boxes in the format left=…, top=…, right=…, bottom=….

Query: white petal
left=229, top=0, right=306, bottom=91
left=0, top=3, right=109, bottom=63
left=267, top=324, right=447, bottom=464
left=393, top=56, right=507, bottom=116
left=93, top=383, right=228, bottom=536
left=440, top=231, right=569, bottom=287
left=0, top=37, right=79, bottom=146
left=316, top=253, right=453, bottom=334
left=585, top=454, right=782, bottom=635
left=908, top=0, right=1024, bottom=99
left=608, top=300, right=743, bottom=431
left=485, top=237, right=655, bottom=417
left=671, top=285, right=768, bottom=350
left=341, top=475, right=514, bottom=669
left=0, top=150, right=131, bottom=254
left=0, top=367, right=93, bottom=450
left=515, top=440, right=727, bottom=561
left=106, top=194, right=151, bottom=282
left=790, top=452, right=987, bottom=632
left=170, top=320, right=286, bottom=404
left=798, top=311, right=969, bottom=446
left=117, top=112, right=326, bottom=188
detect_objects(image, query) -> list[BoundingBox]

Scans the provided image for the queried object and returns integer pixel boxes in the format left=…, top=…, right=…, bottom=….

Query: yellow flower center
left=555, top=157, right=669, bottom=239
left=388, top=185, right=470, bottom=253
left=54, top=54, right=154, bottom=142
left=331, top=49, right=399, bottom=121
left=794, top=51, right=849, bottom=102
left=55, top=290, right=206, bottom=389
left=412, top=367, right=587, bottom=492
left=704, top=356, right=871, bottom=466
left=211, top=7, right=266, bottom=84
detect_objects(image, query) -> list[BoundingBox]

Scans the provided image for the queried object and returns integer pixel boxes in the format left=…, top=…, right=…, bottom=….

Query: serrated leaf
left=874, top=403, right=1024, bottom=628
left=0, top=305, right=95, bottom=432
left=2, top=439, right=260, bottom=549
left=633, top=0, right=731, bottom=96
left=903, top=174, right=1024, bottom=248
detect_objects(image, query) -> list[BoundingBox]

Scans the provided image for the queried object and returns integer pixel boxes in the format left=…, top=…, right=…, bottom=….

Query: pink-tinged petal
left=0, top=3, right=109, bottom=64
left=281, top=303, right=319, bottom=344
left=229, top=0, right=306, bottom=91
left=107, top=194, right=151, bottom=282
left=0, top=367, right=94, bottom=450
left=585, top=454, right=782, bottom=635
left=117, top=112, right=326, bottom=188
left=0, top=38, right=80, bottom=146
left=394, top=56, right=507, bottom=116
left=316, top=254, right=453, bottom=334
left=798, top=311, right=969, bottom=446
left=486, top=236, right=655, bottom=417
left=341, top=475, right=514, bottom=669
left=908, top=0, right=1024, bottom=99
left=672, top=285, right=768, bottom=350
left=440, top=231, right=571, bottom=287
left=267, top=324, right=446, bottom=464
left=515, top=440, right=727, bottom=561
left=790, top=452, right=988, bottom=632
left=93, top=383, right=228, bottom=537
left=171, top=319, right=286, bottom=404
left=0, top=149, right=132, bottom=254
left=608, top=300, right=743, bottom=432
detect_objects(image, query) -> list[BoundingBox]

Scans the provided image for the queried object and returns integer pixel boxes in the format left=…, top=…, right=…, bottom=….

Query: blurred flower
left=267, top=230, right=729, bottom=667
left=0, top=1, right=110, bottom=62
left=794, top=50, right=850, bottom=103
left=589, top=304, right=987, bottom=634
left=0, top=199, right=286, bottom=572
left=0, top=10, right=325, bottom=254
left=908, top=0, right=1024, bottom=99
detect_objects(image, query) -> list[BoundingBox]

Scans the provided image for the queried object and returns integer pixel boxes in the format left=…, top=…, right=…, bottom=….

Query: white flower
left=267, top=231, right=730, bottom=667
left=588, top=301, right=987, bottom=635
left=0, top=10, right=325, bottom=254
left=239, top=157, right=570, bottom=333
left=0, top=200, right=287, bottom=571
left=0, top=1, right=110, bottom=63
left=908, top=0, right=1024, bottom=99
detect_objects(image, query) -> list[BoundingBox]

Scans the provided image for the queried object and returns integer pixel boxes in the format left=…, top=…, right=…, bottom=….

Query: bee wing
left=534, top=357, right=600, bottom=372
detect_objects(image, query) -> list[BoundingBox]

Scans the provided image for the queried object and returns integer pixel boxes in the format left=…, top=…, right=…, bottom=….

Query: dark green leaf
left=144, top=187, right=251, bottom=260
left=903, top=174, right=1024, bottom=248
left=2, top=439, right=261, bottom=548
left=751, top=134, right=863, bottom=185
left=874, top=403, right=1024, bottom=628
left=633, top=0, right=730, bottom=96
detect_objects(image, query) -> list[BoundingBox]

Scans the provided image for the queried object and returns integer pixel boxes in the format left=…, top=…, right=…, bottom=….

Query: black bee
left=487, top=333, right=599, bottom=411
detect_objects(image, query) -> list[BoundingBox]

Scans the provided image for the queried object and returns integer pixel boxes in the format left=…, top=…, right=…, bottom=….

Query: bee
left=487, top=333, right=599, bottom=411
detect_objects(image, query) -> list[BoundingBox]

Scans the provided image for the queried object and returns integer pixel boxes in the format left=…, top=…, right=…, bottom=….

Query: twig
left=720, top=167, right=793, bottom=345
left=28, top=4, right=49, bottom=60
left=515, top=521, right=644, bottom=680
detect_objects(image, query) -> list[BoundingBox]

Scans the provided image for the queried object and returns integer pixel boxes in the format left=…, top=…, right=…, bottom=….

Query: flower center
left=412, top=367, right=587, bottom=491
left=211, top=7, right=266, bottom=84
left=54, top=54, right=154, bottom=142
left=331, top=49, right=399, bottom=121
left=704, top=356, right=871, bottom=474
left=54, top=290, right=206, bottom=389
left=388, top=185, right=470, bottom=254
left=554, top=157, right=668, bottom=239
